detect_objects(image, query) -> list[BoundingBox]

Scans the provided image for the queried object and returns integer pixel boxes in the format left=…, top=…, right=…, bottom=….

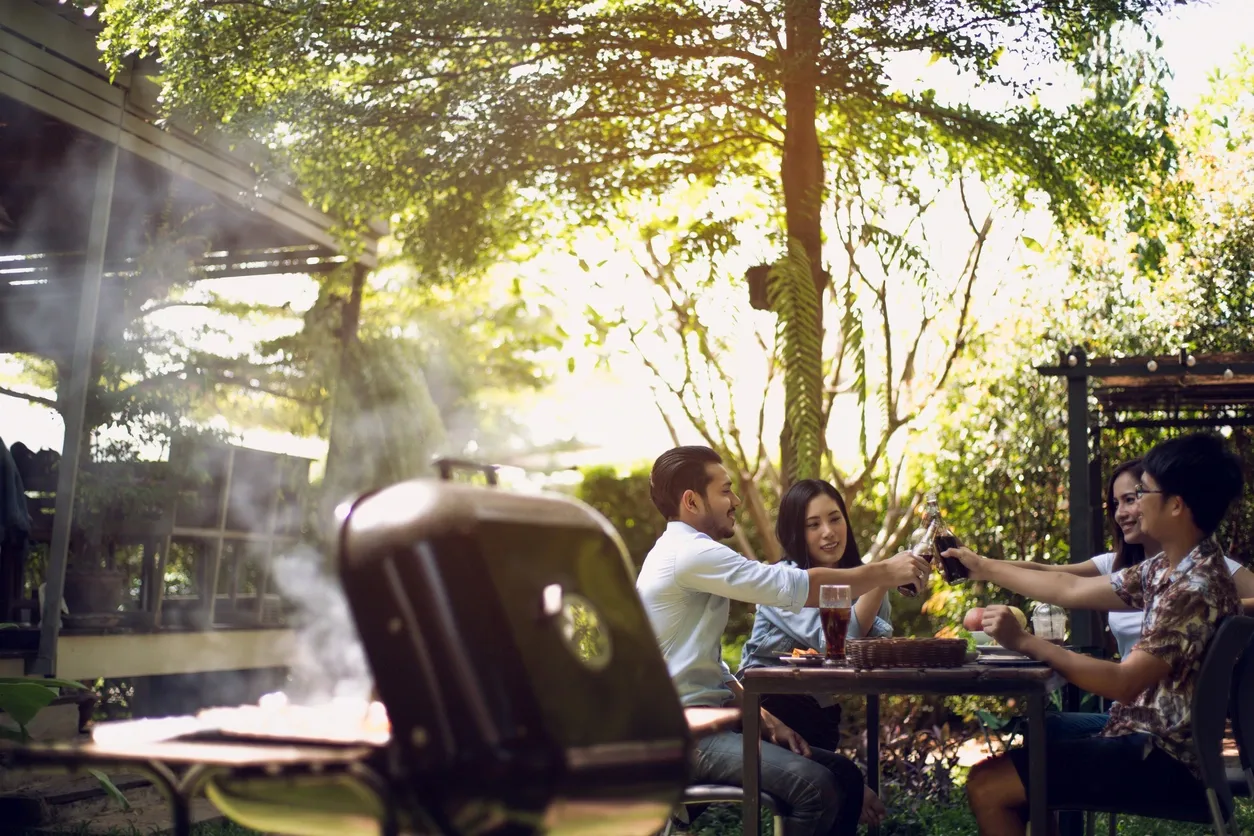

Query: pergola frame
left=1037, top=346, right=1254, bottom=650
left=1, top=0, right=378, bottom=676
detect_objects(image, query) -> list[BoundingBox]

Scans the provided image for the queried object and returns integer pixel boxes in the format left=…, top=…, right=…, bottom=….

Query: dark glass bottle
left=926, top=492, right=968, bottom=583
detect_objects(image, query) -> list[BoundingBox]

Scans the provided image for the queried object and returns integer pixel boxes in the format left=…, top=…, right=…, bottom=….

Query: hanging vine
left=768, top=238, right=824, bottom=482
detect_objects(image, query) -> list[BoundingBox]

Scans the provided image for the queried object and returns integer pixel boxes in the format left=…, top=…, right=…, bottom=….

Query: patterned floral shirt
left=1104, top=537, right=1239, bottom=774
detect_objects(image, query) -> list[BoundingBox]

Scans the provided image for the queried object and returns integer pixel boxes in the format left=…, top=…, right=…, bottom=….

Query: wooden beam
left=31, top=115, right=120, bottom=677
left=201, top=447, right=236, bottom=628
left=0, top=1, right=378, bottom=265
left=56, top=629, right=297, bottom=680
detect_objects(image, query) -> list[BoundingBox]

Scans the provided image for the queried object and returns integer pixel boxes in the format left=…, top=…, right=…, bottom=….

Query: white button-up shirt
left=636, top=521, right=810, bottom=707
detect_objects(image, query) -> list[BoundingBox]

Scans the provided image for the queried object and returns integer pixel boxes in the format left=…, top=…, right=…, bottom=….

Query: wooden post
left=32, top=135, right=121, bottom=676
left=200, top=446, right=235, bottom=629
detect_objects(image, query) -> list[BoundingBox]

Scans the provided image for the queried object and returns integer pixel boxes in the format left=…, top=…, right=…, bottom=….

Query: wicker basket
left=845, top=637, right=967, bottom=669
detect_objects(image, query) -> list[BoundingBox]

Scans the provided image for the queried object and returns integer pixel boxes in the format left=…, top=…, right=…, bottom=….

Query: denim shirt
left=738, top=563, right=893, bottom=676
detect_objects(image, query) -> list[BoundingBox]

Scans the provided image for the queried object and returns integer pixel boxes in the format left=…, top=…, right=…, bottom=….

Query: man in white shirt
left=636, top=446, right=930, bottom=835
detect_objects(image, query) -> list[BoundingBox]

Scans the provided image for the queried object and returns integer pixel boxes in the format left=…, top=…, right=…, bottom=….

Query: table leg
left=743, top=688, right=761, bottom=836
left=1028, top=691, right=1047, bottom=836
left=867, top=693, right=881, bottom=836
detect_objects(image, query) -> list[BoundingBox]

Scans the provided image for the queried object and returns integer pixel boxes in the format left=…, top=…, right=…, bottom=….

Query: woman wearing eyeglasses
left=1023, top=458, right=1254, bottom=665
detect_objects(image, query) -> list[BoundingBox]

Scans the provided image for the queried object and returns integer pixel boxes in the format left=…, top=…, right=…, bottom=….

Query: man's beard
left=703, top=511, right=735, bottom=541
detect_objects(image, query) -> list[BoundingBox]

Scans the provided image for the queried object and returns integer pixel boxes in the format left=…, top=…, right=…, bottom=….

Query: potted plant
left=62, top=462, right=171, bottom=621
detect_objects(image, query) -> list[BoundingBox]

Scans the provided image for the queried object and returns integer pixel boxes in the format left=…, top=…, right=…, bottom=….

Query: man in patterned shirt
left=946, top=433, right=1243, bottom=835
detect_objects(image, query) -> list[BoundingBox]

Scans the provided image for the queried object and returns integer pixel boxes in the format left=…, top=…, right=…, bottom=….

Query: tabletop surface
left=743, top=662, right=1065, bottom=692
left=9, top=738, right=375, bottom=768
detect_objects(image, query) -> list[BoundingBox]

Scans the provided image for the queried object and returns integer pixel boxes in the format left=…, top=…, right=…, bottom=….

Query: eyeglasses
left=1134, top=484, right=1164, bottom=501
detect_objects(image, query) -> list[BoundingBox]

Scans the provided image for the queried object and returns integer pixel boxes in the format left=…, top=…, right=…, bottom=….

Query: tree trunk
left=323, top=263, right=368, bottom=505
left=779, top=0, right=826, bottom=487
left=736, top=468, right=783, bottom=563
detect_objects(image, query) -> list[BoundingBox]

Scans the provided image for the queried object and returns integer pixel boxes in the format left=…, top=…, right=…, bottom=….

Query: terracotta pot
left=62, top=567, right=125, bottom=615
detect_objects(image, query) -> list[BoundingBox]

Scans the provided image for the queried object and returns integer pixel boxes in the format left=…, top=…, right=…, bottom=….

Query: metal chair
left=1063, top=615, right=1254, bottom=836
left=660, top=784, right=786, bottom=836
left=1226, top=621, right=1254, bottom=800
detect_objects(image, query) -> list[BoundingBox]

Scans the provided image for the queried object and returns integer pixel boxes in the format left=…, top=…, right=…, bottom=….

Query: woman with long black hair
left=738, top=479, right=893, bottom=750
left=737, top=478, right=893, bottom=828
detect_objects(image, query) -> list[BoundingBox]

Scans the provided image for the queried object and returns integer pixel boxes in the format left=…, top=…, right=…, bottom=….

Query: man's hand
left=761, top=710, right=811, bottom=758
left=882, top=551, right=932, bottom=589
left=983, top=605, right=1028, bottom=652
left=859, top=785, right=887, bottom=827
left=947, top=546, right=987, bottom=580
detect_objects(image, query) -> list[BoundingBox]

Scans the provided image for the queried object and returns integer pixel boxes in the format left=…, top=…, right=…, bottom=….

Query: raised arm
left=674, top=542, right=925, bottom=609
left=1018, top=559, right=1102, bottom=577
left=804, top=552, right=930, bottom=605
left=951, top=547, right=1133, bottom=611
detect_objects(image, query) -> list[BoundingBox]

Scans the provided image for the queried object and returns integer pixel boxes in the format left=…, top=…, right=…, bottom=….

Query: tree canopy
left=98, top=1, right=1185, bottom=251
left=94, top=0, right=1197, bottom=478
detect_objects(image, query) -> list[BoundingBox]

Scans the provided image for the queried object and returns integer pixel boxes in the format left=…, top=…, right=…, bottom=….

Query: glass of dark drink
left=934, top=535, right=968, bottom=583
left=819, top=584, right=853, bottom=661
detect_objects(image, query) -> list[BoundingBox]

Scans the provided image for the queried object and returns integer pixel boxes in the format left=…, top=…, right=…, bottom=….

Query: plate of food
left=779, top=649, right=825, bottom=667
left=976, top=655, right=1041, bottom=667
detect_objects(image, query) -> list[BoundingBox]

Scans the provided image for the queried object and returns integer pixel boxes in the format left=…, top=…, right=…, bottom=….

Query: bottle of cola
left=897, top=515, right=931, bottom=597
left=925, top=492, right=968, bottom=583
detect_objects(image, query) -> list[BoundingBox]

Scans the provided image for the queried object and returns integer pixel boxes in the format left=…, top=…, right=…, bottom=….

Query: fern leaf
left=768, top=239, right=823, bottom=481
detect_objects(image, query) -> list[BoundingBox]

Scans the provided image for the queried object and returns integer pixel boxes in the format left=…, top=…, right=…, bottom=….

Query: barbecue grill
left=9, top=463, right=693, bottom=835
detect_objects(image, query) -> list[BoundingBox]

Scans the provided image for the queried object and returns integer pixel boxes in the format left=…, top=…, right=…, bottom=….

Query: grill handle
left=432, top=457, right=500, bottom=486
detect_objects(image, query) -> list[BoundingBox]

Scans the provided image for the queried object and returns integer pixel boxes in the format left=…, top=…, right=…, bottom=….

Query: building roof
left=0, top=0, right=381, bottom=356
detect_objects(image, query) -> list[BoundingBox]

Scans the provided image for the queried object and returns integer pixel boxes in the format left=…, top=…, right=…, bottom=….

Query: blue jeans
left=692, top=731, right=863, bottom=836
left=1045, top=711, right=1110, bottom=741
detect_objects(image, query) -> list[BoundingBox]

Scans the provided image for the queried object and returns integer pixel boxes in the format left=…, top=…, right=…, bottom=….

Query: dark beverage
left=934, top=535, right=968, bottom=583
left=899, top=512, right=936, bottom=598
left=820, top=606, right=852, bottom=660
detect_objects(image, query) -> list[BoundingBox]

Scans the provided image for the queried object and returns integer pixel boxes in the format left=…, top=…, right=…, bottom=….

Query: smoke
left=324, top=335, right=448, bottom=504
left=0, top=54, right=524, bottom=705
left=268, top=544, right=374, bottom=703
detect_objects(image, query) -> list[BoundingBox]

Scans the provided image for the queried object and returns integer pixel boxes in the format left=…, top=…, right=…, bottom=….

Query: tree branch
left=0, top=385, right=57, bottom=410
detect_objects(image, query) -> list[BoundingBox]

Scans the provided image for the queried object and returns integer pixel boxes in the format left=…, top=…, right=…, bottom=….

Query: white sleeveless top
left=1091, top=552, right=1242, bottom=659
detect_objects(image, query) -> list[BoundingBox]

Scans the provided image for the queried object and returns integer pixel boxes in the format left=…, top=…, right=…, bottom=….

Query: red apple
left=963, top=607, right=986, bottom=632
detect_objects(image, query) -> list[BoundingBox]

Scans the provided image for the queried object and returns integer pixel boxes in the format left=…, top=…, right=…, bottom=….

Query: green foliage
left=0, top=677, right=128, bottom=809
left=721, top=632, right=748, bottom=673
left=0, top=677, right=88, bottom=741
left=768, top=240, right=823, bottom=482
left=92, top=0, right=1196, bottom=479
left=0, top=681, right=57, bottom=740
left=573, top=466, right=663, bottom=572
left=237, top=267, right=559, bottom=496
left=87, top=770, right=133, bottom=812
left=574, top=465, right=758, bottom=637
left=95, top=0, right=1187, bottom=265
left=676, top=797, right=1254, bottom=836
left=906, top=53, right=1254, bottom=638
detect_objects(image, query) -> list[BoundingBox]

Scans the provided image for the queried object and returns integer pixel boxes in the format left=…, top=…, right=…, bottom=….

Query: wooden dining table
left=740, top=662, right=1065, bottom=836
